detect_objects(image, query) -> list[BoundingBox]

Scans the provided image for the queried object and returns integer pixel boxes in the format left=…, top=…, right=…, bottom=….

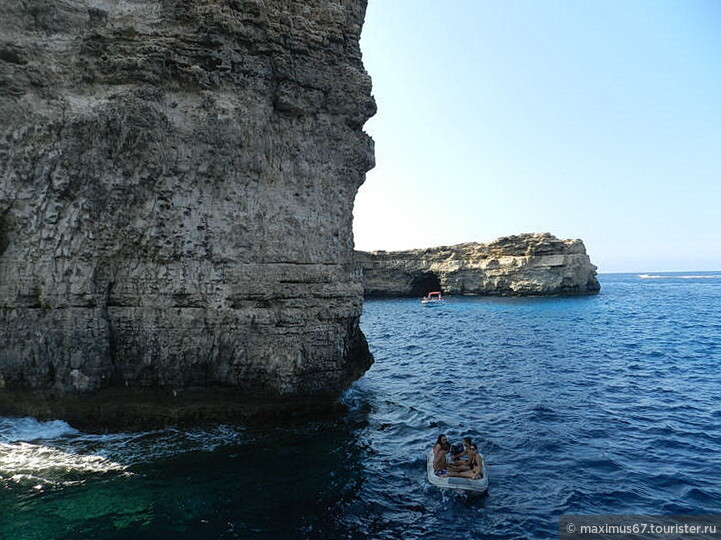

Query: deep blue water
left=2, top=272, right=721, bottom=539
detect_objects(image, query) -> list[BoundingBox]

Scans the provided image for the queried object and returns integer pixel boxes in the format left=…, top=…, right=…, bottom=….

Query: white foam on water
left=63, top=424, right=248, bottom=467
left=0, top=416, right=79, bottom=443
left=0, top=441, right=130, bottom=489
left=0, top=441, right=128, bottom=474
left=0, top=415, right=248, bottom=491
left=0, top=417, right=128, bottom=489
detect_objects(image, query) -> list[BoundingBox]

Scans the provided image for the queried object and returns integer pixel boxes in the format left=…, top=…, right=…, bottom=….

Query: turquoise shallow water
left=1, top=272, right=721, bottom=539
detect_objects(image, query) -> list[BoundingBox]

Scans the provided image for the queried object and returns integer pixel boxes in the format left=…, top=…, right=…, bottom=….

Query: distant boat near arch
left=421, top=291, right=444, bottom=306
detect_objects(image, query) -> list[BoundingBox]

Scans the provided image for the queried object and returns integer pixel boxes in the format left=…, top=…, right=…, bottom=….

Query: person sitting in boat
left=450, top=437, right=472, bottom=464
left=432, top=434, right=451, bottom=475
left=446, top=444, right=483, bottom=479
left=447, top=437, right=473, bottom=472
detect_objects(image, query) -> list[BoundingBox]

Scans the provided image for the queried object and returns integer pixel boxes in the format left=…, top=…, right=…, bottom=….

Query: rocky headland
left=0, top=0, right=375, bottom=427
left=358, top=233, right=601, bottom=297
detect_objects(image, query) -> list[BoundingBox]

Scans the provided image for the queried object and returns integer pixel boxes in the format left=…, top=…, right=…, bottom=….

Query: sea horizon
left=599, top=269, right=721, bottom=276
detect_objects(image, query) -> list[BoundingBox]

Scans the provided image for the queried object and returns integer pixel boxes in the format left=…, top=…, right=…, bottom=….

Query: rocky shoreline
left=358, top=233, right=601, bottom=297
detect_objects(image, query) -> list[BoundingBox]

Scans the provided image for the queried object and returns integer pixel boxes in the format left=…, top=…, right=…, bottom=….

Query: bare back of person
left=432, top=434, right=451, bottom=474
left=433, top=444, right=449, bottom=472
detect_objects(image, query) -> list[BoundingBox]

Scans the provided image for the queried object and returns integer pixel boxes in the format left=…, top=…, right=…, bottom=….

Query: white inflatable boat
left=426, top=450, right=489, bottom=494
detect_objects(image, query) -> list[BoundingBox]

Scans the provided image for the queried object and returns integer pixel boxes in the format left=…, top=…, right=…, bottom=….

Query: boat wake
left=0, top=416, right=247, bottom=491
left=0, top=417, right=130, bottom=489
left=0, top=441, right=130, bottom=489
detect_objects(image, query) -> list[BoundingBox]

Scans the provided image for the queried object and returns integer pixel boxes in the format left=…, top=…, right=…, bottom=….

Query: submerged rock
left=358, top=233, right=601, bottom=297
left=0, top=0, right=375, bottom=427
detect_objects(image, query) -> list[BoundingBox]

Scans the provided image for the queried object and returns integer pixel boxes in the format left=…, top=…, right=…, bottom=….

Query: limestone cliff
left=0, top=0, right=375, bottom=425
left=358, top=233, right=601, bottom=297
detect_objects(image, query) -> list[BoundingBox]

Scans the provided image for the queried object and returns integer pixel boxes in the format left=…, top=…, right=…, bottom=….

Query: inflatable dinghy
left=426, top=450, right=488, bottom=494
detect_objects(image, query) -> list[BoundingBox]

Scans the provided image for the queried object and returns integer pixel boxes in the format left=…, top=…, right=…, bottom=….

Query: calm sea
left=1, top=273, right=720, bottom=539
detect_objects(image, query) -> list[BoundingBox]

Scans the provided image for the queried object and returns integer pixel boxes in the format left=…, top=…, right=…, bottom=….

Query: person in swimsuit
left=432, top=434, right=451, bottom=475
left=448, top=437, right=472, bottom=470
left=446, top=444, right=483, bottom=479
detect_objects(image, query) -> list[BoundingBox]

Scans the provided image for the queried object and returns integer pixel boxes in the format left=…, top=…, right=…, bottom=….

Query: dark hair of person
left=435, top=434, right=451, bottom=452
left=463, top=437, right=472, bottom=445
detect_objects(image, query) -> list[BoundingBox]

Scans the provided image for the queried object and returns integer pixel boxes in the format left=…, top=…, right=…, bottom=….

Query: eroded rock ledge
left=0, top=0, right=375, bottom=427
left=357, top=233, right=601, bottom=297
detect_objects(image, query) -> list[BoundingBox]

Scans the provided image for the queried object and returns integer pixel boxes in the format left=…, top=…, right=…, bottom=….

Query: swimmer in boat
left=432, top=434, right=451, bottom=475
left=446, top=443, right=483, bottom=479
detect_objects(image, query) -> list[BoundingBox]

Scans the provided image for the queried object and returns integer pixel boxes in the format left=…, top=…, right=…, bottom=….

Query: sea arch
left=409, top=272, right=442, bottom=297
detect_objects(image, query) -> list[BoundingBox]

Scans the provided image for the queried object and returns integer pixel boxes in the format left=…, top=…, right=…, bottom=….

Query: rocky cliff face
left=358, top=233, right=601, bottom=297
left=0, top=0, right=375, bottom=425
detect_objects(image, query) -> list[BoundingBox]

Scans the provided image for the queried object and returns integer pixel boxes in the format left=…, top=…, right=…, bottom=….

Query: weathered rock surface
left=358, top=233, right=601, bottom=297
left=0, top=0, right=375, bottom=426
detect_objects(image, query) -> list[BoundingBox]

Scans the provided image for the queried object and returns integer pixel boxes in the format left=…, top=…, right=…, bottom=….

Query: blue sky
left=352, top=0, right=721, bottom=273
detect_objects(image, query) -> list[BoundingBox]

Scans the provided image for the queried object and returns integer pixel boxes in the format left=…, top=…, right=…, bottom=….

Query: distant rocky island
left=0, top=0, right=375, bottom=427
left=358, top=233, right=601, bottom=297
